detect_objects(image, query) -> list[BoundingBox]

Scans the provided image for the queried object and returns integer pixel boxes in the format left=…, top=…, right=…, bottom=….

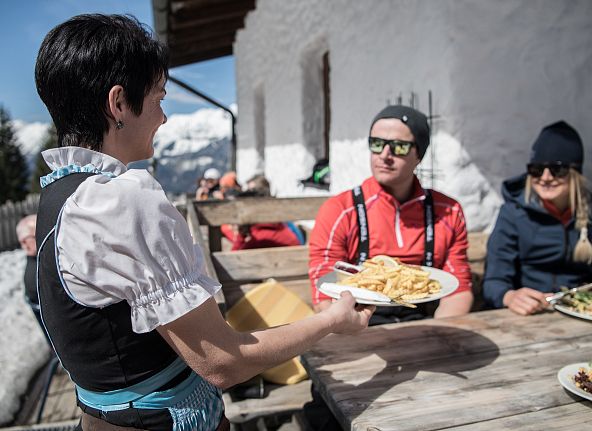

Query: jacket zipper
left=395, top=205, right=403, bottom=247
left=395, top=196, right=424, bottom=249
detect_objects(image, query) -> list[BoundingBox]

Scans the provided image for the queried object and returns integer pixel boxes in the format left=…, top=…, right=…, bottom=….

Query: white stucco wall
left=234, top=0, right=592, bottom=231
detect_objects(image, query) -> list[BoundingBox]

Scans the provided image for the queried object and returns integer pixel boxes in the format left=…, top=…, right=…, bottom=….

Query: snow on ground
left=0, top=249, right=50, bottom=425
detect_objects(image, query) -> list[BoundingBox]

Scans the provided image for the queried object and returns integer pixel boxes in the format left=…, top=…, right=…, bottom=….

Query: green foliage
left=0, top=106, right=28, bottom=205
left=30, top=123, right=58, bottom=193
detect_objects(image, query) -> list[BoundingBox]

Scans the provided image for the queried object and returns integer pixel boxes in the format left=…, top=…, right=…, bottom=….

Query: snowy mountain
left=12, top=108, right=233, bottom=195
left=131, top=107, right=233, bottom=194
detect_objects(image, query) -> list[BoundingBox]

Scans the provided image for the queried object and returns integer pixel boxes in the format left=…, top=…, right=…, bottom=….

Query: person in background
left=309, top=105, right=474, bottom=321
left=221, top=174, right=306, bottom=250
left=196, top=167, right=221, bottom=200
left=483, top=121, right=592, bottom=315
left=35, top=14, right=372, bottom=430
left=213, top=171, right=241, bottom=200
left=16, top=214, right=47, bottom=337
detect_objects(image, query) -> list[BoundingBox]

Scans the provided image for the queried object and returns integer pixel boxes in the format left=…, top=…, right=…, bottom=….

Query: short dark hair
left=35, top=14, right=169, bottom=151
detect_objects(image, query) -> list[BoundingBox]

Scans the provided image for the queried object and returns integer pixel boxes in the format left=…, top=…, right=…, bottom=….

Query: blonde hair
left=525, top=169, right=592, bottom=264
left=571, top=171, right=592, bottom=264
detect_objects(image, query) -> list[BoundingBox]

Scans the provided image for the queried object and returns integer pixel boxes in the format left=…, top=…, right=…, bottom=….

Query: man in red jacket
left=308, top=105, right=473, bottom=320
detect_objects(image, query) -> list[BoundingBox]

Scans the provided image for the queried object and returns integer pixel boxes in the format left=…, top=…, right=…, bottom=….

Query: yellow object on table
left=225, top=279, right=314, bottom=385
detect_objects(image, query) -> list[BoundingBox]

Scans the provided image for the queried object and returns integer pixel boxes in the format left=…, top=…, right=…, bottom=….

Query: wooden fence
left=0, top=194, right=40, bottom=252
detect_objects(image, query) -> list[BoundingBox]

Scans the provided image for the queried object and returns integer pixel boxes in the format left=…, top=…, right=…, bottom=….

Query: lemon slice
left=370, top=255, right=401, bottom=268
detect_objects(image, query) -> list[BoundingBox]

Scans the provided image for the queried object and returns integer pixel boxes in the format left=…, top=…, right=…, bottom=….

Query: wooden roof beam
left=170, top=0, right=251, bottom=17
left=170, top=47, right=233, bottom=67
left=169, top=1, right=255, bottom=30
left=170, top=33, right=237, bottom=55
left=168, top=16, right=246, bottom=44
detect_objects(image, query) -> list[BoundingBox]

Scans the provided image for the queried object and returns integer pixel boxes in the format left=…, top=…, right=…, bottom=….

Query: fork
left=546, top=282, right=592, bottom=303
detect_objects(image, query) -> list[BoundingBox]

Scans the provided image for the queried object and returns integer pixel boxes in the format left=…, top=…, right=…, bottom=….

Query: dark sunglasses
left=368, top=137, right=415, bottom=156
left=526, top=162, right=575, bottom=178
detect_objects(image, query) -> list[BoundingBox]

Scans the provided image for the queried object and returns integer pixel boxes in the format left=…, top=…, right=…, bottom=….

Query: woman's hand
left=503, top=287, right=550, bottom=315
left=322, top=291, right=375, bottom=334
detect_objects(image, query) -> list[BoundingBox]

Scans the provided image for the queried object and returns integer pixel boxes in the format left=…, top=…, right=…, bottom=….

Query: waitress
left=35, top=14, right=373, bottom=430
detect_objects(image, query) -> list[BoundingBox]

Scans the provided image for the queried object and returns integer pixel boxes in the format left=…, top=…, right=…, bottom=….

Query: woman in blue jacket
left=483, top=121, right=592, bottom=315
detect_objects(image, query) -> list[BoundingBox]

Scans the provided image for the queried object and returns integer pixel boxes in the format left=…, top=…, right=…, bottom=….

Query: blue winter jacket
left=483, top=173, right=592, bottom=308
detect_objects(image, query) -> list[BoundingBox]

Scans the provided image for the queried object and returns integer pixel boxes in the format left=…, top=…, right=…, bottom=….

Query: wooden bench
left=186, top=196, right=327, bottom=310
left=184, top=196, right=327, bottom=425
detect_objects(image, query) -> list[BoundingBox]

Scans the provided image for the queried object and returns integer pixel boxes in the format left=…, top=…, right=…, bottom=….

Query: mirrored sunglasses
left=368, top=137, right=415, bottom=156
left=526, top=162, right=574, bottom=178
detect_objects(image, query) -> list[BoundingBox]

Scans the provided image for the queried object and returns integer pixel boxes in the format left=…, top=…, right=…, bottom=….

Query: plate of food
left=557, top=362, right=592, bottom=401
left=553, top=287, right=592, bottom=321
left=317, top=255, right=459, bottom=307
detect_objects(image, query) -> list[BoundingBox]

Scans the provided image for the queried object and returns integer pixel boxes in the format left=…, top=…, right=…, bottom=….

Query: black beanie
left=530, top=121, right=584, bottom=171
left=369, top=105, right=430, bottom=159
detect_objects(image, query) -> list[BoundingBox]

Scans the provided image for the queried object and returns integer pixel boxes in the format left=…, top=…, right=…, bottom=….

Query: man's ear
left=107, top=85, right=126, bottom=122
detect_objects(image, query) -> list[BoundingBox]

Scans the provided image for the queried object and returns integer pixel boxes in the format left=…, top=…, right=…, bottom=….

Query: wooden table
left=301, top=309, right=592, bottom=430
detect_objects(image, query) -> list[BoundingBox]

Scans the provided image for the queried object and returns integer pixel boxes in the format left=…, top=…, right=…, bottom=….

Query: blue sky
left=0, top=0, right=236, bottom=123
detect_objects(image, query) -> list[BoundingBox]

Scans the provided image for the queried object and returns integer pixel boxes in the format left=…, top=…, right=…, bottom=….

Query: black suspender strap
left=423, top=189, right=434, bottom=267
left=352, top=186, right=435, bottom=267
left=352, top=186, right=369, bottom=265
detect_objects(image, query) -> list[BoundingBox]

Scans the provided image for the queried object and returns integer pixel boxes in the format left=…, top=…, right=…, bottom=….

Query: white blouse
left=42, top=147, right=221, bottom=333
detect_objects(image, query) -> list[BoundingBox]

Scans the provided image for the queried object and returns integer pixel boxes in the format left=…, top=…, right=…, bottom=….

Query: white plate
left=318, top=283, right=397, bottom=306
left=557, top=362, right=592, bottom=401
left=317, top=265, right=459, bottom=306
left=554, top=304, right=592, bottom=321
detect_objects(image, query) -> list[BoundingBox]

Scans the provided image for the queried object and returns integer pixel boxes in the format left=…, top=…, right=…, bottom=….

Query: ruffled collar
left=40, top=147, right=127, bottom=188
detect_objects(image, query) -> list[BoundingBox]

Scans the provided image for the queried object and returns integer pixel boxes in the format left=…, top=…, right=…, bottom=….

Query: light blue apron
left=75, top=357, right=224, bottom=431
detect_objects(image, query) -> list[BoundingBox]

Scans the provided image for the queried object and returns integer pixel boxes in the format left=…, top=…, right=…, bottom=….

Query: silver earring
left=116, top=120, right=124, bottom=130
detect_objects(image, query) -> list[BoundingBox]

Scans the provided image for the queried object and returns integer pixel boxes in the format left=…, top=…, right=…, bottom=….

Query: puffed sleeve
left=56, top=169, right=221, bottom=333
